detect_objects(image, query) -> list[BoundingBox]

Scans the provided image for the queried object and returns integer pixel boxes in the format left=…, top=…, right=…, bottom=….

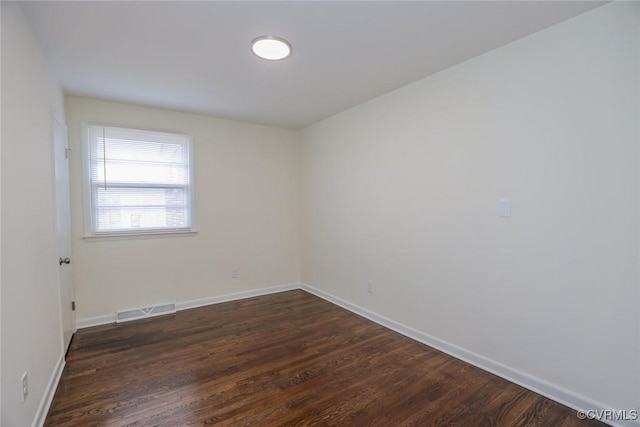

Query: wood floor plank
left=45, top=290, right=604, bottom=426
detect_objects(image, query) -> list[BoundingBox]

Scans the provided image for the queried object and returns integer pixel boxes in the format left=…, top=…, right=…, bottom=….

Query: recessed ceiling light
left=251, top=36, right=292, bottom=61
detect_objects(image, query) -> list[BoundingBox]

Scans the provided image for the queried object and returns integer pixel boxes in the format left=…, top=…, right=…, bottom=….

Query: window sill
left=82, top=229, right=198, bottom=241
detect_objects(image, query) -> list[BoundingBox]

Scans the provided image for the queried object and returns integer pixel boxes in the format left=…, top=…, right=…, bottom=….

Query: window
left=83, top=124, right=194, bottom=237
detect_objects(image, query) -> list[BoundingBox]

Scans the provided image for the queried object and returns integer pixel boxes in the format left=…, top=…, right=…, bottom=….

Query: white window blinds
left=86, top=125, right=193, bottom=234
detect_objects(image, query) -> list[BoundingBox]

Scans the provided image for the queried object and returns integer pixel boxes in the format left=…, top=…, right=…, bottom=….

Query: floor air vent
left=116, top=303, right=176, bottom=323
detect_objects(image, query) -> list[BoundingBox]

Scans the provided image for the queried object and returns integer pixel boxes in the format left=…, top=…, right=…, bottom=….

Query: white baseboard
left=300, top=283, right=638, bottom=427
left=76, top=313, right=116, bottom=329
left=175, top=283, right=300, bottom=311
left=32, top=353, right=65, bottom=427
left=76, top=283, right=301, bottom=329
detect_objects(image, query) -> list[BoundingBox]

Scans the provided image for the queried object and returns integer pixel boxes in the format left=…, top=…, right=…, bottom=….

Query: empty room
left=2, top=1, right=639, bottom=426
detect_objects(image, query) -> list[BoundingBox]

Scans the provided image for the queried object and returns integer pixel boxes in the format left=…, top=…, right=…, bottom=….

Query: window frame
left=81, top=122, right=196, bottom=239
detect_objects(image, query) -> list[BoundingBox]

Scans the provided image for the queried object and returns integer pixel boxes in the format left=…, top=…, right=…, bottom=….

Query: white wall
left=301, top=1, right=639, bottom=414
left=65, top=97, right=301, bottom=323
left=1, top=2, right=66, bottom=426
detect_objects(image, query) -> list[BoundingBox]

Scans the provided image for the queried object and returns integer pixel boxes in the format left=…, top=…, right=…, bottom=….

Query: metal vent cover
left=116, top=303, right=176, bottom=323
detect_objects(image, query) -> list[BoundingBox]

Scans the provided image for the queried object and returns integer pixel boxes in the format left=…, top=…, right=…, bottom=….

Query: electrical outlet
left=21, top=372, right=28, bottom=402
left=366, top=280, right=374, bottom=294
left=232, top=267, right=239, bottom=279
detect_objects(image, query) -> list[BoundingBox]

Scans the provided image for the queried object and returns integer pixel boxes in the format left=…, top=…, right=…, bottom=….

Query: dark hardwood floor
left=45, top=290, right=602, bottom=426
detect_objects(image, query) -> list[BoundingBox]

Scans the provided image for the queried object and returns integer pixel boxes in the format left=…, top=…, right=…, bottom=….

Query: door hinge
left=64, top=147, right=72, bottom=159
left=71, top=301, right=76, bottom=311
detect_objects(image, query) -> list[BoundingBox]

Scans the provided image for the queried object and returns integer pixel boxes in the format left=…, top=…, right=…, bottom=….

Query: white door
left=53, top=114, right=75, bottom=353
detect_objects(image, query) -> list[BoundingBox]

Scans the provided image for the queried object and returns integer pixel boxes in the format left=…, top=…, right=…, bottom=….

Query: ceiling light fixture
left=251, top=36, right=292, bottom=61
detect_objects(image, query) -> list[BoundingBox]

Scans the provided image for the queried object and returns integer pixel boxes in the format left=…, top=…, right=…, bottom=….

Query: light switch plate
left=499, top=199, right=511, bottom=218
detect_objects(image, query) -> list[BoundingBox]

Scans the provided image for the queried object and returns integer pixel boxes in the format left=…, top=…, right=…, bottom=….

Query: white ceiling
left=21, top=1, right=604, bottom=129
